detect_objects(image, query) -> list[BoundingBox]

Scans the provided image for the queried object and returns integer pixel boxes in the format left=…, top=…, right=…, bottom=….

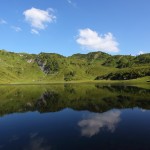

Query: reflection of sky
left=78, top=110, right=121, bottom=137
left=24, top=135, right=51, bottom=150
left=141, top=108, right=147, bottom=112
left=1, top=132, right=51, bottom=150
left=9, top=135, right=19, bottom=142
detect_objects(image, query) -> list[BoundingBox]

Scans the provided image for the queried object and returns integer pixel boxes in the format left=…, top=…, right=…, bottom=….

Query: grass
left=5, top=76, right=149, bottom=92
left=0, top=50, right=149, bottom=84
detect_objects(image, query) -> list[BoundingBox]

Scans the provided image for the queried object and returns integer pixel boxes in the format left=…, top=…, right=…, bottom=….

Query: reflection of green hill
left=0, top=84, right=150, bottom=116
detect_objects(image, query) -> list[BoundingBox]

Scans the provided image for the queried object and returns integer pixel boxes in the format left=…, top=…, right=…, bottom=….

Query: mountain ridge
left=0, top=49, right=150, bottom=83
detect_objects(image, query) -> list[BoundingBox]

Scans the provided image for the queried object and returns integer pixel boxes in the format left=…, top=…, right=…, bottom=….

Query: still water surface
left=0, top=84, right=150, bottom=150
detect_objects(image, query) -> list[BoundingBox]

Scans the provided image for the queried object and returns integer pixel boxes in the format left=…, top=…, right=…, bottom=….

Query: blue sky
left=0, top=0, right=150, bottom=56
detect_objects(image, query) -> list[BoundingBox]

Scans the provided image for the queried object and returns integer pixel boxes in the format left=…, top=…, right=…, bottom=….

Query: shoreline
left=0, top=77, right=149, bottom=87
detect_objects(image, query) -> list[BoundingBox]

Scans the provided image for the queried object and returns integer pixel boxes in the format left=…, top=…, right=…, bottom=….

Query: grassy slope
left=0, top=50, right=149, bottom=84
left=0, top=50, right=45, bottom=83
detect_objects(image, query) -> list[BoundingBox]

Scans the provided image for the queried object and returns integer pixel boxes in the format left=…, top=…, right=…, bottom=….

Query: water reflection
left=78, top=110, right=121, bottom=137
left=0, top=84, right=150, bottom=116
left=24, top=135, right=51, bottom=150
left=0, top=84, right=150, bottom=150
left=9, top=135, right=19, bottom=142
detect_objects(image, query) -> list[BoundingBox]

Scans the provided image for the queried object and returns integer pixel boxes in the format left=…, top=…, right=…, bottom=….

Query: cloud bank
left=76, top=28, right=119, bottom=53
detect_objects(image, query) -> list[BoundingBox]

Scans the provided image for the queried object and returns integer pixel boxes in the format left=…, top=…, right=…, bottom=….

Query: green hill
left=0, top=49, right=149, bottom=83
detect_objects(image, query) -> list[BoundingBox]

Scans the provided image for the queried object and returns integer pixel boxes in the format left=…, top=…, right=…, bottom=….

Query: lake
left=0, top=83, right=150, bottom=150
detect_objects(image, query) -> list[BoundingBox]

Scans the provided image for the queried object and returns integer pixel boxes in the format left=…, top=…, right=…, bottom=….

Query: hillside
left=0, top=49, right=150, bottom=83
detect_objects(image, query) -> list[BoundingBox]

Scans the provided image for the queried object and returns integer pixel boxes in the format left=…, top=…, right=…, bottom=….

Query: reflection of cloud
left=30, top=132, right=39, bottom=138
left=141, top=108, right=146, bottom=112
left=78, top=110, right=121, bottom=137
left=0, top=145, right=4, bottom=149
left=9, top=135, right=19, bottom=142
left=1, top=132, right=50, bottom=150
left=24, top=134, right=51, bottom=150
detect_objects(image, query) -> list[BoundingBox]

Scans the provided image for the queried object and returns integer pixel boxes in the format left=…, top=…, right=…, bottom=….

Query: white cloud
left=0, top=19, right=7, bottom=24
left=67, top=0, right=72, bottom=4
left=78, top=110, right=121, bottom=137
left=31, top=29, right=39, bottom=35
left=67, top=0, right=77, bottom=7
left=23, top=7, right=56, bottom=31
left=11, top=26, right=22, bottom=32
left=76, top=28, right=119, bottom=53
left=138, top=51, right=144, bottom=55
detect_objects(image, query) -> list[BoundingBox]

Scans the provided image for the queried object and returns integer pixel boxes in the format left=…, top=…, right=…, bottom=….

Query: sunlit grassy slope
left=0, top=49, right=149, bottom=84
